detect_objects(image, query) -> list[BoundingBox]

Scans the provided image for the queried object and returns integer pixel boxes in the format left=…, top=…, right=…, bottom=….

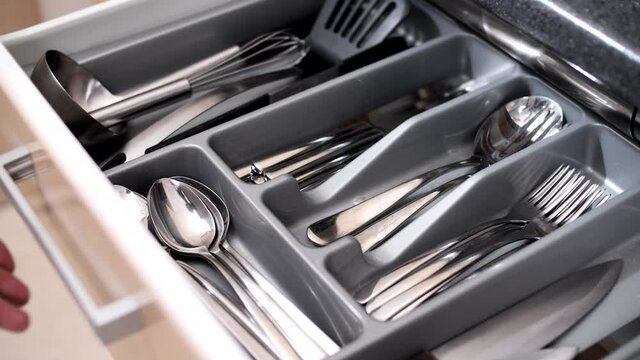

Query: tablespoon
left=307, top=96, right=564, bottom=249
left=173, top=176, right=340, bottom=357
left=147, top=178, right=300, bottom=360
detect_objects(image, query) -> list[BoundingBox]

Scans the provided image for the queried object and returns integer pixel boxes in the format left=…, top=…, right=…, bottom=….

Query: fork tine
left=564, top=188, right=610, bottom=225
left=545, top=179, right=590, bottom=221
left=529, top=164, right=611, bottom=226
left=551, top=183, right=598, bottom=225
left=534, top=167, right=576, bottom=209
left=539, top=173, right=585, bottom=215
left=528, top=164, right=570, bottom=204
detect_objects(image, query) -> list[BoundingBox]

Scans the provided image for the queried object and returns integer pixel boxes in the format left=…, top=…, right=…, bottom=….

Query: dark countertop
left=473, top=0, right=640, bottom=108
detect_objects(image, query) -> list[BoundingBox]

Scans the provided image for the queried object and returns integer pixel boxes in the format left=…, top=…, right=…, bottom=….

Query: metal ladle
left=31, top=31, right=307, bottom=147
left=307, top=96, right=565, bottom=249
left=148, top=178, right=335, bottom=360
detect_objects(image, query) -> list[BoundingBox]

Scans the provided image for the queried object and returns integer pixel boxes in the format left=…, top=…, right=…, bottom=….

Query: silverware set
left=236, top=122, right=384, bottom=190
left=354, top=163, right=611, bottom=321
left=234, top=76, right=476, bottom=190
left=115, top=179, right=339, bottom=360
left=307, top=95, right=565, bottom=251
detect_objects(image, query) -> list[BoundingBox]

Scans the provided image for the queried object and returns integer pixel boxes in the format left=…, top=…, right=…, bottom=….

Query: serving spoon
left=149, top=178, right=336, bottom=360
left=307, top=96, right=564, bottom=250
left=147, top=178, right=300, bottom=359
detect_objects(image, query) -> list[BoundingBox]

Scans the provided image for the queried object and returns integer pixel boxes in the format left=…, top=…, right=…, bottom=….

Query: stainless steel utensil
left=415, top=348, right=579, bottom=360
left=360, top=164, right=611, bottom=321
left=31, top=31, right=308, bottom=147
left=100, top=70, right=298, bottom=168
left=430, top=260, right=621, bottom=360
left=307, top=96, right=564, bottom=250
left=178, top=261, right=278, bottom=360
left=113, top=185, right=149, bottom=227
left=235, top=76, right=479, bottom=191
left=147, top=178, right=301, bottom=359
left=253, top=126, right=384, bottom=186
left=174, top=177, right=340, bottom=358
left=149, top=177, right=338, bottom=359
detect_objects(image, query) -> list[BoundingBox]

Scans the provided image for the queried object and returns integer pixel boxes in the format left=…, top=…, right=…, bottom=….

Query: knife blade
left=426, top=260, right=621, bottom=360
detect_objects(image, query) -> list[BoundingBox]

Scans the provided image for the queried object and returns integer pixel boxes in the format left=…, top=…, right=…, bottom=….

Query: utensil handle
left=252, top=123, right=372, bottom=174
left=178, top=262, right=277, bottom=360
left=371, top=255, right=476, bottom=321
left=354, top=174, right=472, bottom=251
left=198, top=251, right=300, bottom=360
left=0, top=148, right=144, bottom=342
left=224, top=246, right=341, bottom=356
left=354, top=239, right=459, bottom=304
left=219, top=248, right=330, bottom=360
left=306, top=158, right=483, bottom=246
left=91, top=79, right=192, bottom=125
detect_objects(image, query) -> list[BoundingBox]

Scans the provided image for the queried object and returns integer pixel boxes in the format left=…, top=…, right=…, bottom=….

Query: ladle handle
left=198, top=251, right=300, bottom=360
left=91, top=79, right=192, bottom=125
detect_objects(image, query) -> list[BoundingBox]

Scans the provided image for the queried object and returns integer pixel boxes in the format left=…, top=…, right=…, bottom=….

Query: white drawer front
left=0, top=39, right=247, bottom=359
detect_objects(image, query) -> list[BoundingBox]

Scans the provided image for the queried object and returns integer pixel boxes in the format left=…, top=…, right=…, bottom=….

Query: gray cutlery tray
left=101, top=1, right=640, bottom=359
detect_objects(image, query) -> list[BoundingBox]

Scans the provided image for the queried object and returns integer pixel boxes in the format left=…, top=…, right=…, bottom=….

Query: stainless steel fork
left=357, top=164, right=610, bottom=321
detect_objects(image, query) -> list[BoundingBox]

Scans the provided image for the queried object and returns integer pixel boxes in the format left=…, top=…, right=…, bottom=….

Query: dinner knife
left=416, top=260, right=621, bottom=360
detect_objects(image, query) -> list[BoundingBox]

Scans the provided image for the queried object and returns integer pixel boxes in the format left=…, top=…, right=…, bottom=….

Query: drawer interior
left=16, top=0, right=640, bottom=358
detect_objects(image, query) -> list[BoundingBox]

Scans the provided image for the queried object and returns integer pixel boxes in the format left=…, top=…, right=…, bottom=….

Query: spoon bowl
left=476, top=95, right=564, bottom=163
left=113, top=185, right=149, bottom=227
left=148, top=178, right=217, bottom=253
left=306, top=95, right=565, bottom=247
left=171, top=176, right=230, bottom=250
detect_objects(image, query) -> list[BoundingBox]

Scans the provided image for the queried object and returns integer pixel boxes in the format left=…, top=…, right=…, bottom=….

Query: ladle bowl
left=32, top=50, right=127, bottom=146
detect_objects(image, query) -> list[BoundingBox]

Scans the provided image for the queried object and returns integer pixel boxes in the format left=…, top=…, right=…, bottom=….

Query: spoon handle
left=217, top=248, right=329, bottom=360
left=307, top=158, right=484, bottom=247
left=224, top=245, right=341, bottom=356
left=178, top=261, right=277, bottom=360
left=198, top=251, right=301, bottom=360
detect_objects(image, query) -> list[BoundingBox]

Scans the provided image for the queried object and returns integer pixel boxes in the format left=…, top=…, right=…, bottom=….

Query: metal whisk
left=93, top=30, right=309, bottom=125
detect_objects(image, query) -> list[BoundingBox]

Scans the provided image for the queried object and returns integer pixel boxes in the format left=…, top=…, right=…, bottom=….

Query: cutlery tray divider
left=100, top=0, right=640, bottom=358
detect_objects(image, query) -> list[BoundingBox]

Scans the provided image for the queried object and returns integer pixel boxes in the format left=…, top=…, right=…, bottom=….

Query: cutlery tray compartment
left=33, top=0, right=461, bottom=152
left=94, top=1, right=640, bottom=359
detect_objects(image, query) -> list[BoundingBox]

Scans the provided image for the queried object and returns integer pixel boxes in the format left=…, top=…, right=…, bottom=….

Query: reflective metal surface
left=359, top=163, right=611, bottom=321
left=307, top=96, right=564, bottom=250
left=175, top=176, right=338, bottom=359
left=429, top=0, right=638, bottom=140
left=178, top=261, right=277, bottom=360
left=113, top=185, right=149, bottom=228
left=30, top=31, right=308, bottom=148
left=148, top=178, right=300, bottom=360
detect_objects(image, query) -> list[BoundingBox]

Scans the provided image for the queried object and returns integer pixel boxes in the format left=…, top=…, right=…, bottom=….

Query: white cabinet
left=0, top=1, right=259, bottom=358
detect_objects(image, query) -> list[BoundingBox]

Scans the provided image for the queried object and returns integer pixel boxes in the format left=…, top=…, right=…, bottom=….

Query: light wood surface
left=0, top=0, right=105, bottom=35
left=0, top=203, right=113, bottom=360
left=0, top=0, right=41, bottom=35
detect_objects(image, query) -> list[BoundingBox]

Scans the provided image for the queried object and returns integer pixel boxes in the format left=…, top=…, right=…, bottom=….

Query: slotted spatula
left=310, top=0, right=410, bottom=63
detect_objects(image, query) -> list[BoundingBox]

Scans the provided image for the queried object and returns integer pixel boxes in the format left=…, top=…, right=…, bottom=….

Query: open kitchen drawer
left=2, top=0, right=640, bottom=359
